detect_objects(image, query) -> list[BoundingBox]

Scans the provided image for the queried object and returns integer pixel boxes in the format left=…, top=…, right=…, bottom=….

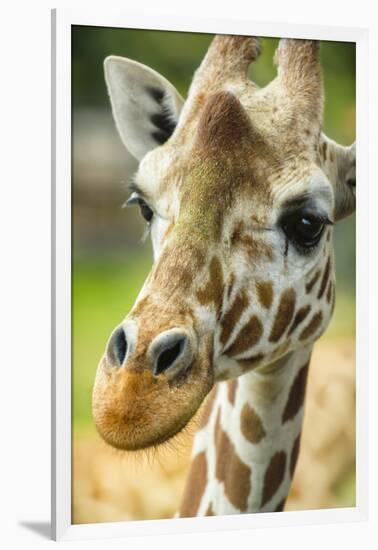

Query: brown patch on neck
left=226, top=272, right=236, bottom=301
left=196, top=91, right=251, bottom=152
left=275, top=499, right=286, bottom=512
left=256, top=280, right=274, bottom=309
left=220, top=289, right=249, bottom=347
left=179, top=451, right=208, bottom=517
left=240, top=403, right=266, bottom=444
left=225, top=315, right=263, bottom=357
left=282, top=363, right=310, bottom=423
left=198, top=385, right=218, bottom=429
left=227, top=379, right=238, bottom=405
left=290, top=435, right=301, bottom=478
left=261, top=451, right=287, bottom=507
left=205, top=503, right=214, bottom=516
left=269, top=288, right=296, bottom=343
left=214, top=409, right=251, bottom=511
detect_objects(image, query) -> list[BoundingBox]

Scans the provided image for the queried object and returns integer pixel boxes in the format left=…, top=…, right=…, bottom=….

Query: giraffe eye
left=280, top=210, right=330, bottom=252
left=126, top=193, right=154, bottom=223
left=137, top=199, right=154, bottom=222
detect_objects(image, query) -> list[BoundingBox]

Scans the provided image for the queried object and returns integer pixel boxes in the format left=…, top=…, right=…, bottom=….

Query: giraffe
left=92, top=35, right=356, bottom=516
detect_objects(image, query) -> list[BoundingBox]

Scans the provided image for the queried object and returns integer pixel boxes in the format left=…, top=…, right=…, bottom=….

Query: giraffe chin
left=92, top=356, right=213, bottom=451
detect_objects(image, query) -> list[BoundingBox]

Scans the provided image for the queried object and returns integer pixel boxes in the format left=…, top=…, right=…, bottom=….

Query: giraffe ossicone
left=92, top=36, right=355, bottom=515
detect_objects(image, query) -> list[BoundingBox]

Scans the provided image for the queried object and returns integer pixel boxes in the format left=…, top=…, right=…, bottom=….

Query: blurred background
left=72, top=26, right=356, bottom=524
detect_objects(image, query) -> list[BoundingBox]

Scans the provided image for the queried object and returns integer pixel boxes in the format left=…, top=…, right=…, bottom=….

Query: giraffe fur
left=92, top=35, right=355, bottom=516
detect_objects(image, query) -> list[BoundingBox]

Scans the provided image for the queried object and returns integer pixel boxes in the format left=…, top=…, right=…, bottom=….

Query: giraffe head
left=92, top=36, right=355, bottom=451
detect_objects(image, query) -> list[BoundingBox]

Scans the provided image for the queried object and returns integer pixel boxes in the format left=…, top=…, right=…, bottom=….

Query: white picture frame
left=51, top=7, right=369, bottom=542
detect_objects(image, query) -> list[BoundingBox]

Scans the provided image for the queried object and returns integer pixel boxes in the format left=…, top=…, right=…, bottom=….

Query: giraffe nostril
left=109, top=326, right=128, bottom=366
left=154, top=336, right=186, bottom=375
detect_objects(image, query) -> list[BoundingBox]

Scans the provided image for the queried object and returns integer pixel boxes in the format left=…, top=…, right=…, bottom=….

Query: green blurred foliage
left=72, top=27, right=356, bottom=431
left=73, top=254, right=151, bottom=432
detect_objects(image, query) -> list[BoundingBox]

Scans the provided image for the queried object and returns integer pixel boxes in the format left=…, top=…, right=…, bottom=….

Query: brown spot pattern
left=205, top=503, right=214, bottom=516
left=197, top=256, right=224, bottom=316
left=326, top=280, right=333, bottom=304
left=299, top=311, right=323, bottom=341
left=269, top=288, right=296, bottom=343
left=275, top=499, right=286, bottom=512
left=220, top=290, right=249, bottom=347
left=240, top=403, right=266, bottom=444
left=215, top=410, right=251, bottom=511
left=305, top=269, right=320, bottom=293
left=241, top=235, right=274, bottom=262
left=152, top=244, right=205, bottom=293
left=227, top=379, right=238, bottom=405
left=282, top=363, right=309, bottom=423
left=322, top=141, right=327, bottom=162
left=198, top=386, right=217, bottom=429
left=261, top=451, right=287, bottom=507
left=290, top=435, right=301, bottom=478
left=225, top=315, right=263, bottom=357
left=331, top=283, right=336, bottom=315
left=237, top=354, right=264, bottom=372
left=179, top=451, right=208, bottom=517
left=288, top=305, right=311, bottom=335
left=226, top=272, right=236, bottom=301
left=231, top=221, right=274, bottom=262
left=256, top=280, right=273, bottom=309
left=317, top=258, right=331, bottom=299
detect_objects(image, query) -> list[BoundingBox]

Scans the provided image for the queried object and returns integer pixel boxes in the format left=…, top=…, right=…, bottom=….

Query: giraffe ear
left=104, top=56, right=184, bottom=161
left=334, top=141, right=356, bottom=221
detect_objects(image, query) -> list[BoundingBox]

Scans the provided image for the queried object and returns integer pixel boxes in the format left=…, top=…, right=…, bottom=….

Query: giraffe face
left=124, top=93, right=336, bottom=377
left=92, top=37, right=355, bottom=451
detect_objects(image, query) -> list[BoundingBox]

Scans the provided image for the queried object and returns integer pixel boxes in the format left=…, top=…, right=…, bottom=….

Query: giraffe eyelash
left=141, top=224, right=152, bottom=243
left=126, top=180, right=152, bottom=203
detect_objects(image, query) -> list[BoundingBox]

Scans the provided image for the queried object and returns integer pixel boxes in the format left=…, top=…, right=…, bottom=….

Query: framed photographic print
left=51, top=8, right=369, bottom=542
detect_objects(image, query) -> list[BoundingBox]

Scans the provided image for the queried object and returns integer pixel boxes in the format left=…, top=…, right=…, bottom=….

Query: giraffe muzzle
left=92, top=321, right=213, bottom=451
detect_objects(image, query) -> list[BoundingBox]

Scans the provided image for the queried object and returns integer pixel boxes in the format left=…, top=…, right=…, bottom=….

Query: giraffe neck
left=179, top=345, right=312, bottom=516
